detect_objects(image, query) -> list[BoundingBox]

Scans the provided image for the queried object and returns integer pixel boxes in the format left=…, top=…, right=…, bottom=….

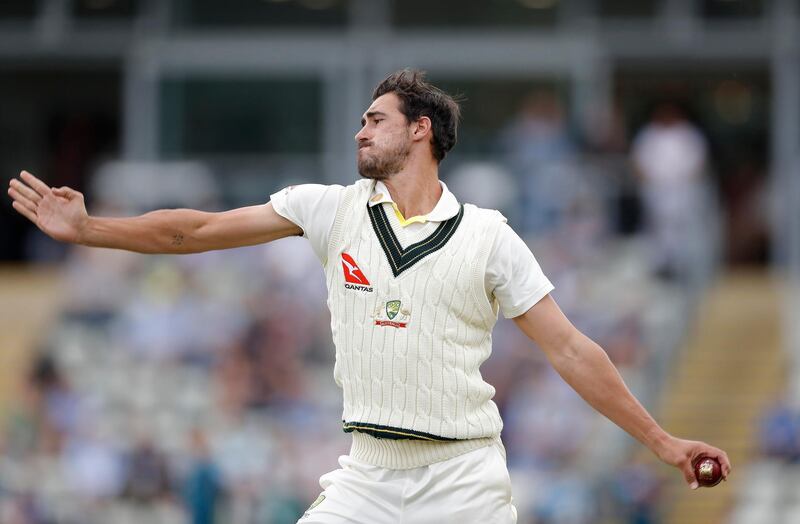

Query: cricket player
left=7, top=69, right=731, bottom=523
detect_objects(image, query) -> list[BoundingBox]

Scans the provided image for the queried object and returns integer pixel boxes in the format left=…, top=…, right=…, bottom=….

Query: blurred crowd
left=725, top=397, right=800, bottom=523
left=0, top=91, right=739, bottom=524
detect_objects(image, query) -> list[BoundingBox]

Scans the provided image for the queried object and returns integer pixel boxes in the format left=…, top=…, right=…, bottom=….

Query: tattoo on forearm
left=172, top=232, right=184, bottom=246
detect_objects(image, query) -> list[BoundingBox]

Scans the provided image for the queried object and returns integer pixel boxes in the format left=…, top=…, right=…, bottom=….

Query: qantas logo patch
left=342, top=253, right=373, bottom=292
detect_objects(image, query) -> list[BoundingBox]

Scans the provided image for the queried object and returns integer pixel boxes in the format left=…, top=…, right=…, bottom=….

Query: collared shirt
left=369, top=180, right=460, bottom=225
left=270, top=180, right=553, bottom=319
left=366, top=180, right=463, bottom=251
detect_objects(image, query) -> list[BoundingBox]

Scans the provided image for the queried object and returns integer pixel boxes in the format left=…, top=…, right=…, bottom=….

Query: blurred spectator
left=215, top=314, right=310, bottom=414
left=631, top=103, right=709, bottom=281
left=759, top=396, right=800, bottom=463
left=504, top=367, right=595, bottom=470
left=61, top=428, right=125, bottom=502
left=0, top=493, right=45, bottom=524
left=214, top=415, right=274, bottom=523
left=446, top=162, right=519, bottom=224
left=498, top=89, right=580, bottom=234
left=530, top=472, right=595, bottom=524
left=608, top=456, right=663, bottom=524
left=10, top=354, right=83, bottom=457
left=500, top=89, right=576, bottom=169
left=112, top=257, right=250, bottom=364
left=121, top=435, right=172, bottom=503
left=183, top=429, right=221, bottom=524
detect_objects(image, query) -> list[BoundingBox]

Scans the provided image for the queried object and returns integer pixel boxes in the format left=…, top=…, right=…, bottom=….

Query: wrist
left=645, top=427, right=673, bottom=458
left=76, top=215, right=93, bottom=245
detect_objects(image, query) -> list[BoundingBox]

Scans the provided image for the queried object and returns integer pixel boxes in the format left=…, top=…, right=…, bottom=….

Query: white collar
left=367, top=180, right=460, bottom=223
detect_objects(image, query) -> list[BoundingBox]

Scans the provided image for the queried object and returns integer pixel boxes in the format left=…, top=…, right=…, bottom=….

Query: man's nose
left=355, top=126, right=369, bottom=143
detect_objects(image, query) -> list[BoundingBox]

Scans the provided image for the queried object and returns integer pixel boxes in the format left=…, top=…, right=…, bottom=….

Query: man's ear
left=411, top=116, right=432, bottom=143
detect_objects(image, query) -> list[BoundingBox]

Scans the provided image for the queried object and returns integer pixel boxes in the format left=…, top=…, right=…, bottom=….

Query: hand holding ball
left=693, top=456, right=723, bottom=487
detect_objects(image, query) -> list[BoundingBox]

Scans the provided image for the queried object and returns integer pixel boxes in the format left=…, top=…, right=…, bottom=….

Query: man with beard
left=8, top=69, right=730, bottom=523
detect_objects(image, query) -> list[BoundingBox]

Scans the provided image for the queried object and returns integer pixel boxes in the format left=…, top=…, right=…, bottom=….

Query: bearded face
left=356, top=93, right=416, bottom=180
left=357, top=127, right=412, bottom=180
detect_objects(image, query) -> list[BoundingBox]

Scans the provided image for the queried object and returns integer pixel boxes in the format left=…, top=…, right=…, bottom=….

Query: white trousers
left=298, top=443, right=517, bottom=524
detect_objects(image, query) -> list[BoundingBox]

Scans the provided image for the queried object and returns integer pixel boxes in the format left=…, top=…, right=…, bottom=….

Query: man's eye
left=374, top=119, right=383, bottom=125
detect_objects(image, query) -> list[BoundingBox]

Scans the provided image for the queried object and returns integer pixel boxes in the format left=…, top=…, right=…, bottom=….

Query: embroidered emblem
left=375, top=300, right=410, bottom=328
left=386, top=300, right=401, bottom=320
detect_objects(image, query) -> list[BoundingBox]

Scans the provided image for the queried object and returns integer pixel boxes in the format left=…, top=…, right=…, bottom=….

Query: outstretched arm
left=513, top=294, right=732, bottom=489
left=7, top=170, right=302, bottom=254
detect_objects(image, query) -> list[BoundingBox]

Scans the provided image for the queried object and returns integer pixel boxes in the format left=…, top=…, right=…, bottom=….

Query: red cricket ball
left=693, top=456, right=723, bottom=487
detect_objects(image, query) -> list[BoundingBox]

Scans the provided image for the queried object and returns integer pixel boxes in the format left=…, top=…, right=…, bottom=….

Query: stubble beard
left=357, top=138, right=411, bottom=181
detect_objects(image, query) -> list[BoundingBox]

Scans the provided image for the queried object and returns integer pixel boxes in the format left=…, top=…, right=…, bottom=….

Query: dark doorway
left=0, top=66, right=120, bottom=261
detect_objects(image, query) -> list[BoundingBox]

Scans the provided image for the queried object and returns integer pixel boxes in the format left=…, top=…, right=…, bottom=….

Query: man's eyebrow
left=361, top=110, right=387, bottom=126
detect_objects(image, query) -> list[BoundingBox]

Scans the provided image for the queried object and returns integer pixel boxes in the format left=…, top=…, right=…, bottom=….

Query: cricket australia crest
left=386, top=300, right=401, bottom=320
left=375, top=299, right=410, bottom=328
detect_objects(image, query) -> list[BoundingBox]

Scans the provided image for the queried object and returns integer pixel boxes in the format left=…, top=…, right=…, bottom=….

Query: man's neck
left=382, top=165, right=442, bottom=219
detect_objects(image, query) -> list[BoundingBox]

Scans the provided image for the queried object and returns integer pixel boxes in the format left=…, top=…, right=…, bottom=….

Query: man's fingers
left=19, top=170, right=51, bottom=197
left=703, top=446, right=731, bottom=479
left=7, top=187, right=38, bottom=213
left=53, top=186, right=78, bottom=200
left=717, top=450, right=732, bottom=479
left=682, top=461, right=699, bottom=490
left=9, top=178, right=42, bottom=203
left=12, top=200, right=38, bottom=223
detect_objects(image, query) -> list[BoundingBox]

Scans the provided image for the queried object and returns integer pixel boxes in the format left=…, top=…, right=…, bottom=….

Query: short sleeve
left=485, top=223, right=554, bottom=319
left=270, top=184, right=345, bottom=262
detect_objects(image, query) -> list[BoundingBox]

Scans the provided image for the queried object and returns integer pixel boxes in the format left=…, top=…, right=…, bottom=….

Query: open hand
left=7, top=170, right=89, bottom=244
left=655, top=435, right=731, bottom=489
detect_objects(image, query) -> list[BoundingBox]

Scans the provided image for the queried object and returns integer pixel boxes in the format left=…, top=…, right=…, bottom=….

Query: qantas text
left=344, top=283, right=373, bottom=293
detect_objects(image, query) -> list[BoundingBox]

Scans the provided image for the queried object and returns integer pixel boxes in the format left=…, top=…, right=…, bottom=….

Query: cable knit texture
left=326, top=179, right=506, bottom=469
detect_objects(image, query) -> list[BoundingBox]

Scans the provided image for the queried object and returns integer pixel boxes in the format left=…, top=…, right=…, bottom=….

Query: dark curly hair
left=372, top=69, right=461, bottom=162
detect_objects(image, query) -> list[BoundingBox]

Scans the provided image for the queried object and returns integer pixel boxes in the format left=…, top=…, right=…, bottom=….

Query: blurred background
left=0, top=0, right=798, bottom=523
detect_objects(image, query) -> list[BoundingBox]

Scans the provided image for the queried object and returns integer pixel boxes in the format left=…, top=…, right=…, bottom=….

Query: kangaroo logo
left=341, top=253, right=373, bottom=292
left=341, top=253, right=370, bottom=285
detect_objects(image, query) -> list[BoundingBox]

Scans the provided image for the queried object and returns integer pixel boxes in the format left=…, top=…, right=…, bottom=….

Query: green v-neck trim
left=367, top=201, right=464, bottom=277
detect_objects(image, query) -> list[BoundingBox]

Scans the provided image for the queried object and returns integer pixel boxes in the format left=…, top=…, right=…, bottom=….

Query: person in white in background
left=631, top=102, right=710, bottom=281
left=8, top=69, right=730, bottom=524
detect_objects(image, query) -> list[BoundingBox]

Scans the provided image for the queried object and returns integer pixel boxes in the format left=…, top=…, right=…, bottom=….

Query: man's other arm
left=513, top=294, right=732, bottom=489
left=7, top=170, right=302, bottom=254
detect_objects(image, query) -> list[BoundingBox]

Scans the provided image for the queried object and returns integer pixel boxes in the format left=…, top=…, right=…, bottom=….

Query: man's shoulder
left=348, top=178, right=374, bottom=195
left=463, top=203, right=507, bottom=225
left=320, top=178, right=371, bottom=196
left=349, top=178, right=372, bottom=189
left=334, top=178, right=376, bottom=206
left=276, top=181, right=358, bottom=201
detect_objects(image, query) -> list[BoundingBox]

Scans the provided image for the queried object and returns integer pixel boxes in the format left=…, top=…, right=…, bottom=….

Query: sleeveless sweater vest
left=324, top=179, right=507, bottom=468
